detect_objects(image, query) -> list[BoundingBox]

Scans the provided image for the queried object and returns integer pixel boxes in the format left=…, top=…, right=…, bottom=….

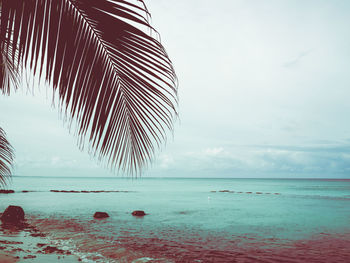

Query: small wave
left=1, top=190, right=135, bottom=194
left=213, top=190, right=282, bottom=195
left=288, top=194, right=350, bottom=201
left=49, top=190, right=132, bottom=193
left=211, top=190, right=350, bottom=201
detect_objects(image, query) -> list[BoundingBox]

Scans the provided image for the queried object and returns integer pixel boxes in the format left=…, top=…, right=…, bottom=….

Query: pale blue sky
left=1, top=0, right=350, bottom=178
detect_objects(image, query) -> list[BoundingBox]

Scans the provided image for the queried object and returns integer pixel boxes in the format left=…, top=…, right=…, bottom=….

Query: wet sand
left=0, top=224, right=80, bottom=262
left=0, top=253, right=17, bottom=263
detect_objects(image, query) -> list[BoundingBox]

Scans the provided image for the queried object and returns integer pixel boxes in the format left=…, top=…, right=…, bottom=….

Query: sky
left=1, top=0, right=350, bottom=178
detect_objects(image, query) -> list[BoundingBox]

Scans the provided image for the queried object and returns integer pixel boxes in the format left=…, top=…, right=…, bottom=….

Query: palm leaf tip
left=0, top=127, right=14, bottom=186
left=0, top=36, right=20, bottom=95
left=0, top=0, right=178, bottom=175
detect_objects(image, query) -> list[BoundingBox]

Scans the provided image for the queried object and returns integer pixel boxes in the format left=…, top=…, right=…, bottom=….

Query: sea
left=1, top=176, right=350, bottom=262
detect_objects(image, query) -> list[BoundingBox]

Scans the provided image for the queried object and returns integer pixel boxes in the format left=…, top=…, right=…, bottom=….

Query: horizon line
left=9, top=175, right=350, bottom=180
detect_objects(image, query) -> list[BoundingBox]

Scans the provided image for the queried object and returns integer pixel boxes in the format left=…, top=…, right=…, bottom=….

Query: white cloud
left=204, top=147, right=224, bottom=156
left=51, top=156, right=60, bottom=165
left=152, top=143, right=350, bottom=178
left=158, top=154, right=174, bottom=169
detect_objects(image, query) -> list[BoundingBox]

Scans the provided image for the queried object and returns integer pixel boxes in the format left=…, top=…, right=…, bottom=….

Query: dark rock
left=37, top=243, right=47, bottom=247
left=0, top=205, right=25, bottom=224
left=256, top=192, right=263, bottom=194
left=23, top=255, right=36, bottom=259
left=219, top=190, right=230, bottom=192
left=22, top=190, right=29, bottom=193
left=31, top=232, right=46, bottom=237
left=246, top=192, right=252, bottom=194
left=0, top=190, right=14, bottom=194
left=93, top=212, right=109, bottom=219
left=132, top=210, right=146, bottom=217
left=42, top=246, right=66, bottom=254
left=0, top=240, right=23, bottom=245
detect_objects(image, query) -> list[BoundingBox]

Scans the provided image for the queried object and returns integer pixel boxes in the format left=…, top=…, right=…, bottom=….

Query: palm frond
left=0, top=36, right=19, bottom=95
left=0, top=127, right=14, bottom=186
left=0, top=0, right=178, bottom=174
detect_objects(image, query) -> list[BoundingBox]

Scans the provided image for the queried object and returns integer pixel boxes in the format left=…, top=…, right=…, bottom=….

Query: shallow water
left=1, top=177, right=350, bottom=262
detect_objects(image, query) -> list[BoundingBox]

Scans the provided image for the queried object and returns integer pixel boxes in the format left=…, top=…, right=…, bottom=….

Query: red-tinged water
left=28, top=216, right=350, bottom=263
left=118, top=234, right=350, bottom=262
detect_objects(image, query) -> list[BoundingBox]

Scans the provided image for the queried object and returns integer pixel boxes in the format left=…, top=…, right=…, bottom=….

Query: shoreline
left=0, top=222, right=81, bottom=263
left=0, top=212, right=169, bottom=262
left=2, top=213, right=350, bottom=262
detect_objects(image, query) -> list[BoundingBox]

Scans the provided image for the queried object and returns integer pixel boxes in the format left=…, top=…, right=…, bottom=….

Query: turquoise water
left=1, top=177, right=350, bottom=262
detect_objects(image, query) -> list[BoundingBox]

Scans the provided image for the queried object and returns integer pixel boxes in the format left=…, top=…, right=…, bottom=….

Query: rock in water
left=93, top=212, right=109, bottom=219
left=0, top=205, right=25, bottom=224
left=0, top=190, right=15, bottom=194
left=132, top=210, right=146, bottom=217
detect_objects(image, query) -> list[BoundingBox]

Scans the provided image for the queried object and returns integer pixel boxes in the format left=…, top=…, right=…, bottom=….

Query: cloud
left=204, top=147, right=224, bottom=156
left=50, top=156, right=61, bottom=165
left=152, top=143, right=350, bottom=178
left=283, top=49, right=312, bottom=68
left=158, top=154, right=174, bottom=169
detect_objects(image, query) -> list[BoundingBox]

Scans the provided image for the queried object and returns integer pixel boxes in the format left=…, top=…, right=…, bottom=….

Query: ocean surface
left=1, top=176, right=350, bottom=262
